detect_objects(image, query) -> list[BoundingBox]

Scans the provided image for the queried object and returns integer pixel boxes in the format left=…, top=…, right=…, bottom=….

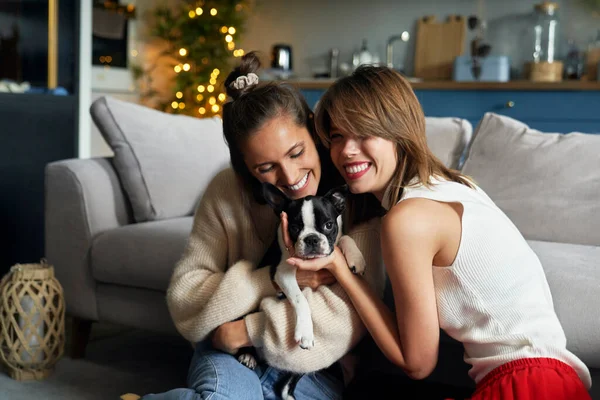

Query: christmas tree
left=133, top=0, right=253, bottom=118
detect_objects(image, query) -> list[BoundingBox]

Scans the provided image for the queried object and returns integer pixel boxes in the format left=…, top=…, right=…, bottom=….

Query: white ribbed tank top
left=384, top=177, right=591, bottom=388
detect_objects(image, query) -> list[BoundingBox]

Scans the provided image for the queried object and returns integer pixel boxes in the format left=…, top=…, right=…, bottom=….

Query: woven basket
left=0, top=260, right=65, bottom=380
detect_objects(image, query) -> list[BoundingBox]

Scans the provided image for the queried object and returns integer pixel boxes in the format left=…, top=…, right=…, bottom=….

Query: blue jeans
left=141, top=344, right=344, bottom=400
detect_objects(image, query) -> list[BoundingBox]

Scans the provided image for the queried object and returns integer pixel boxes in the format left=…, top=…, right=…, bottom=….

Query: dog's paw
left=349, top=264, right=365, bottom=276
left=338, top=236, right=366, bottom=275
left=294, top=326, right=315, bottom=350
left=298, top=336, right=315, bottom=350
left=238, top=353, right=258, bottom=369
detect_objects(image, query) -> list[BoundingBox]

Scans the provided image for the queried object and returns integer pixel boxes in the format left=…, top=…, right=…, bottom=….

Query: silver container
left=271, top=44, right=293, bottom=71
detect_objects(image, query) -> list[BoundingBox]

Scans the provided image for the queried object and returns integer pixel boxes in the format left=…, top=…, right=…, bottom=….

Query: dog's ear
left=261, top=182, right=290, bottom=214
left=324, top=185, right=348, bottom=215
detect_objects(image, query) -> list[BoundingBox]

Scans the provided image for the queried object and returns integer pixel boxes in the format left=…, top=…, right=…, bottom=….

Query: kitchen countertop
left=284, top=78, right=600, bottom=91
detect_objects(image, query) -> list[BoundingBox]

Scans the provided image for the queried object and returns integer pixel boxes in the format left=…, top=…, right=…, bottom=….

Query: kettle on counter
left=271, top=44, right=293, bottom=72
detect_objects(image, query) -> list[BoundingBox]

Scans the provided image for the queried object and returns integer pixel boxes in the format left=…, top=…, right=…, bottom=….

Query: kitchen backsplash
left=239, top=0, right=599, bottom=78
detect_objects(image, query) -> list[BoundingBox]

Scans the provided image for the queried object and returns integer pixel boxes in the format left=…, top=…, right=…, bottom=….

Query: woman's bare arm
left=288, top=198, right=447, bottom=379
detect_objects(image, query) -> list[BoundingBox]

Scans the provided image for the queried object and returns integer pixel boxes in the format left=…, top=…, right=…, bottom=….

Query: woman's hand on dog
left=280, top=211, right=296, bottom=259
left=287, top=246, right=349, bottom=279
left=281, top=212, right=345, bottom=284
left=296, top=269, right=336, bottom=290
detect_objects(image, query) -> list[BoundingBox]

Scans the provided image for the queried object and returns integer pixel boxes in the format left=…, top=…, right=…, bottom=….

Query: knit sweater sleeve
left=245, top=218, right=385, bottom=373
left=166, top=169, right=278, bottom=343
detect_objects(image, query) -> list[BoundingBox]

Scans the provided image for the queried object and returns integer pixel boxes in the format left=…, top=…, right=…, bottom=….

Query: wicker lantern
left=0, top=260, right=65, bottom=380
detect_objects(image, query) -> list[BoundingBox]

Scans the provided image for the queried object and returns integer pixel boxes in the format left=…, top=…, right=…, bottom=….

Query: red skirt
left=468, top=357, right=591, bottom=400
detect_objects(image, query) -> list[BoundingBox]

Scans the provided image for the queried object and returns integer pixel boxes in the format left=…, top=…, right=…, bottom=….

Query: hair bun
left=229, top=72, right=259, bottom=90
left=225, top=51, right=262, bottom=100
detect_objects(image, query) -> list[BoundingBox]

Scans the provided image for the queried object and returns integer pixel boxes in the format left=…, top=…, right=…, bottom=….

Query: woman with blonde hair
left=282, top=65, right=592, bottom=399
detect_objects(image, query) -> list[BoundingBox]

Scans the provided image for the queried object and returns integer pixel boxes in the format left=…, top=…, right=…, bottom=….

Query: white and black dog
left=235, top=182, right=366, bottom=400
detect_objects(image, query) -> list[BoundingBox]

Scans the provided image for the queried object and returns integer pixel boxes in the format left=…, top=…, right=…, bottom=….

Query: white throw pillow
left=462, top=112, right=600, bottom=246
left=91, top=96, right=230, bottom=222
left=425, top=117, right=472, bottom=169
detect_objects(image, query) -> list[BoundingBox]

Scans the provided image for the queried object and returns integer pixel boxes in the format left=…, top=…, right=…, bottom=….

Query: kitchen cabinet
left=415, top=90, right=599, bottom=133
left=298, top=81, right=600, bottom=134
left=0, top=93, right=77, bottom=277
left=0, top=0, right=79, bottom=277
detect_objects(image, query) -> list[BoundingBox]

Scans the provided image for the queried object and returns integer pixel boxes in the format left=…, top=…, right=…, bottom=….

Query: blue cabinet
left=301, top=88, right=600, bottom=134
left=415, top=90, right=600, bottom=133
left=301, top=90, right=326, bottom=113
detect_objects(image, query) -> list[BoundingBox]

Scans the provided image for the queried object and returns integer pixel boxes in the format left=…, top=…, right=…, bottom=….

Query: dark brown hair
left=222, top=51, right=342, bottom=204
left=315, top=65, right=473, bottom=219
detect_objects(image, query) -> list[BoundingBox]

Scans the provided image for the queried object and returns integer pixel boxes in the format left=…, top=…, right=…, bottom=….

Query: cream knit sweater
left=166, top=168, right=385, bottom=374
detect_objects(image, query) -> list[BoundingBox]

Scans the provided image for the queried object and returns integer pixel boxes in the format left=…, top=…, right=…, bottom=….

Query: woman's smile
left=287, top=172, right=310, bottom=192
left=344, top=162, right=372, bottom=180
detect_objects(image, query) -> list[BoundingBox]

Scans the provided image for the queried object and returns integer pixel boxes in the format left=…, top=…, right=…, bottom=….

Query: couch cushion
left=425, top=117, right=472, bottom=169
left=462, top=112, right=600, bottom=246
left=91, top=96, right=230, bottom=222
left=527, top=239, right=600, bottom=368
left=91, top=217, right=193, bottom=291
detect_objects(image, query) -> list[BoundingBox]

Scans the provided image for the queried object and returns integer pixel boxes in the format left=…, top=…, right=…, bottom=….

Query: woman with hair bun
left=140, top=52, right=384, bottom=400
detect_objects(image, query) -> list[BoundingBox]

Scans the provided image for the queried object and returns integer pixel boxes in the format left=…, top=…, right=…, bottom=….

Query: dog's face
left=262, top=183, right=348, bottom=258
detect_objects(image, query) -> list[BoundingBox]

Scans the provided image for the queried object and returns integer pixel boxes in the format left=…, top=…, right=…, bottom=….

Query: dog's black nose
left=303, top=235, right=320, bottom=247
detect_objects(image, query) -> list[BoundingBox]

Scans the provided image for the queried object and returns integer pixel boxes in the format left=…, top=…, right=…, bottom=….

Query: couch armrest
left=44, top=157, right=132, bottom=320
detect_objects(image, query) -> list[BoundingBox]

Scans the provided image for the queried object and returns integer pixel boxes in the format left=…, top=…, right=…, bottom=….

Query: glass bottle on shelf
left=526, top=1, right=563, bottom=82
left=564, top=39, right=584, bottom=80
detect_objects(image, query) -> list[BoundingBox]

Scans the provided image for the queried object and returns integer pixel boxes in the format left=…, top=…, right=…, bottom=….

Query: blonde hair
left=315, top=65, right=473, bottom=215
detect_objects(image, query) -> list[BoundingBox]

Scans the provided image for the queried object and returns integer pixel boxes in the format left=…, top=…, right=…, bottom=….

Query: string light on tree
left=132, top=1, right=253, bottom=118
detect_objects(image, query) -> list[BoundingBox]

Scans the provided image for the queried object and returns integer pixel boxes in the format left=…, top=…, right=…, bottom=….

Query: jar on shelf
left=525, top=1, right=563, bottom=82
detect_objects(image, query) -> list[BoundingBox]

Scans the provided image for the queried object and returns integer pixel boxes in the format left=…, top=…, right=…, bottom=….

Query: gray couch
left=45, top=97, right=598, bottom=397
